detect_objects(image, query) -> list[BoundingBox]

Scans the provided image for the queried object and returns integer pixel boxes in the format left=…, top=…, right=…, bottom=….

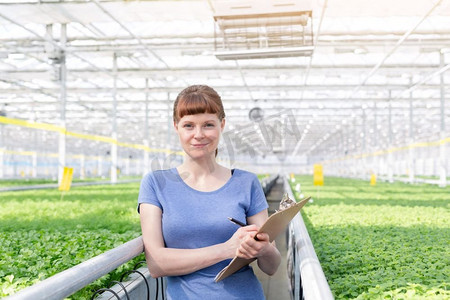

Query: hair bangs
left=173, top=85, right=225, bottom=122
left=175, top=93, right=221, bottom=121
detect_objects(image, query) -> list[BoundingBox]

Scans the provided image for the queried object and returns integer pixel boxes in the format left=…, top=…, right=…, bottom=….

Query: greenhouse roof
left=0, top=0, right=449, bottom=165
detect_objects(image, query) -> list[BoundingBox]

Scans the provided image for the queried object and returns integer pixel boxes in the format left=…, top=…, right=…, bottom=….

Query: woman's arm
left=140, top=203, right=257, bottom=278
left=237, top=210, right=281, bottom=276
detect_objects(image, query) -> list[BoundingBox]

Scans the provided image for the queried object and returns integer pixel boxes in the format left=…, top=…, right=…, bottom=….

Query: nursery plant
left=0, top=182, right=144, bottom=299
left=291, top=175, right=449, bottom=299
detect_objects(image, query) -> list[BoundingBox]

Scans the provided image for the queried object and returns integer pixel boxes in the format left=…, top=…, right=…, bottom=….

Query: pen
left=228, top=217, right=261, bottom=241
left=227, top=217, right=246, bottom=227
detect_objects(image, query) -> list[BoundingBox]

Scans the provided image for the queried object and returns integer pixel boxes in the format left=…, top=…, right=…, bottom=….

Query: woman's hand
left=224, top=225, right=259, bottom=258
left=236, top=231, right=271, bottom=260
left=224, top=210, right=281, bottom=276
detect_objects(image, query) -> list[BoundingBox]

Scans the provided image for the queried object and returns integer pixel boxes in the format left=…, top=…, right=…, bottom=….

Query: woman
left=138, top=85, right=281, bottom=299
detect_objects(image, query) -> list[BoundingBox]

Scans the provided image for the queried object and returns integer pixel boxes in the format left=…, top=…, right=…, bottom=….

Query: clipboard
left=214, top=195, right=310, bottom=282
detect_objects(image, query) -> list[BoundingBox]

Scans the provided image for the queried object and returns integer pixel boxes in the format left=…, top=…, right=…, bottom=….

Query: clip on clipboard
left=215, top=195, right=310, bottom=282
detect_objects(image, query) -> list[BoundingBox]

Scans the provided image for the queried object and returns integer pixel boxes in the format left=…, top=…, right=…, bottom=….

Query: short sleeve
left=246, top=174, right=268, bottom=217
left=137, top=172, right=162, bottom=213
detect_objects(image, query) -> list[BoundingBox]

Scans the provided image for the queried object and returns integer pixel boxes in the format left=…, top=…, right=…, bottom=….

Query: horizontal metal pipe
left=0, top=84, right=438, bottom=95
left=5, top=236, right=144, bottom=300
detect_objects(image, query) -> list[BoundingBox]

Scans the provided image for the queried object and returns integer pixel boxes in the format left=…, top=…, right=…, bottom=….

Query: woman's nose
left=194, top=127, right=205, bottom=138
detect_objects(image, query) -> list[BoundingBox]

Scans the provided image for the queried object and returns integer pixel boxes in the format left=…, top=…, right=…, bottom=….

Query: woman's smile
left=175, top=113, right=225, bottom=159
left=192, top=143, right=209, bottom=148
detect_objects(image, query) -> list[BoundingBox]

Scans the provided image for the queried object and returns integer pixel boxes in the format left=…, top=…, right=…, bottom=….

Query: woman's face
left=175, top=113, right=225, bottom=159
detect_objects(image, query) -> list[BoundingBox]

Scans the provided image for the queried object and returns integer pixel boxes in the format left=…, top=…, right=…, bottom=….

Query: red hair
left=173, top=85, right=225, bottom=123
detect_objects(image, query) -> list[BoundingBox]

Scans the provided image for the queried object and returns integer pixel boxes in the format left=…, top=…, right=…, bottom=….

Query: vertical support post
left=352, top=118, right=357, bottom=176
left=362, top=109, right=367, bottom=178
left=373, top=101, right=379, bottom=176
left=341, top=127, right=346, bottom=176
left=13, top=153, right=17, bottom=177
left=0, top=124, right=4, bottom=178
left=57, top=24, right=67, bottom=185
left=387, top=92, right=393, bottom=183
left=362, top=109, right=366, bottom=152
left=33, top=125, right=38, bottom=178
left=135, top=158, right=140, bottom=176
left=125, top=156, right=130, bottom=176
left=338, top=129, right=343, bottom=176
left=110, top=52, right=118, bottom=184
left=80, top=154, right=85, bottom=180
left=143, top=78, right=150, bottom=175
left=373, top=102, right=378, bottom=148
left=98, top=155, right=103, bottom=178
left=0, top=150, right=3, bottom=179
left=408, top=76, right=415, bottom=184
left=439, top=52, right=447, bottom=187
left=32, top=152, right=37, bottom=178
left=342, top=126, right=346, bottom=155
left=167, top=92, right=171, bottom=149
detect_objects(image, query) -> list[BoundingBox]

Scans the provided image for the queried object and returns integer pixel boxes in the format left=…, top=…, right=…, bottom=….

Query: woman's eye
left=205, top=123, right=215, bottom=127
left=183, top=124, right=193, bottom=128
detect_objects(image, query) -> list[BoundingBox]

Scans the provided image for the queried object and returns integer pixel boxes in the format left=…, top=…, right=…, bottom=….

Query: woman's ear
left=174, top=121, right=179, bottom=131
left=220, top=118, right=226, bottom=131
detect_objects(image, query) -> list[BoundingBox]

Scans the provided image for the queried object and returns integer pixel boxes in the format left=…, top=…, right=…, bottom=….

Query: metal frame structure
left=0, top=0, right=449, bottom=183
left=211, top=0, right=314, bottom=59
left=4, top=237, right=145, bottom=300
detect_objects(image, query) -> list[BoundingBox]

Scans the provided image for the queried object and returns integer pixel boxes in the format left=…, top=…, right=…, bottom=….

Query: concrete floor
left=254, top=178, right=292, bottom=300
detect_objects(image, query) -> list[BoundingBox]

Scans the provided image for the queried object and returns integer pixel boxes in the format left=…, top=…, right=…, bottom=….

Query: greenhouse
left=1, top=0, right=449, bottom=299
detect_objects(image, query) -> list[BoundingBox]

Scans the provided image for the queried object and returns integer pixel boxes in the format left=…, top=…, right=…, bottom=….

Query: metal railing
left=5, top=237, right=145, bottom=300
left=284, top=176, right=334, bottom=300
left=261, top=173, right=279, bottom=194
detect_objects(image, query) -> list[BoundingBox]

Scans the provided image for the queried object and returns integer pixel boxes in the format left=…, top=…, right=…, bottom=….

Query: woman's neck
left=178, top=156, right=219, bottom=178
left=176, top=157, right=231, bottom=192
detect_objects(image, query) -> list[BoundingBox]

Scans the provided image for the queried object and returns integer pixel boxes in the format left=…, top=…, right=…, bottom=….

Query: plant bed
left=290, top=175, right=449, bottom=299
left=0, top=182, right=143, bottom=299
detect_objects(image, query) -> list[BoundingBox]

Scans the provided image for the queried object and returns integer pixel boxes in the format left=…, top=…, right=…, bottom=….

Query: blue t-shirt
left=138, top=168, right=268, bottom=299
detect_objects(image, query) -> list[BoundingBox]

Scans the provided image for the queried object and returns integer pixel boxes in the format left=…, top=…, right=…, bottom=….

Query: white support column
left=372, top=101, right=379, bottom=178
left=439, top=140, right=446, bottom=187
left=428, top=146, right=434, bottom=177
left=352, top=118, right=357, bottom=177
left=111, top=137, right=118, bottom=182
left=135, top=158, right=140, bottom=176
left=362, top=109, right=367, bottom=177
left=80, top=155, right=85, bottom=180
left=125, top=156, right=130, bottom=176
left=0, top=150, right=3, bottom=179
left=408, top=78, right=415, bottom=184
left=408, top=147, right=415, bottom=183
left=387, top=93, right=394, bottom=183
left=58, top=133, right=66, bottom=184
left=362, top=109, right=366, bottom=152
left=57, top=24, right=67, bottom=185
left=110, top=52, right=118, bottom=183
left=98, top=156, right=103, bottom=178
left=143, top=140, right=149, bottom=175
left=32, top=152, right=37, bottom=178
left=373, top=102, right=378, bottom=149
left=439, top=52, right=447, bottom=187
left=0, top=124, right=4, bottom=178
left=143, top=78, right=150, bottom=175
left=374, top=155, right=379, bottom=178
left=166, top=92, right=172, bottom=150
